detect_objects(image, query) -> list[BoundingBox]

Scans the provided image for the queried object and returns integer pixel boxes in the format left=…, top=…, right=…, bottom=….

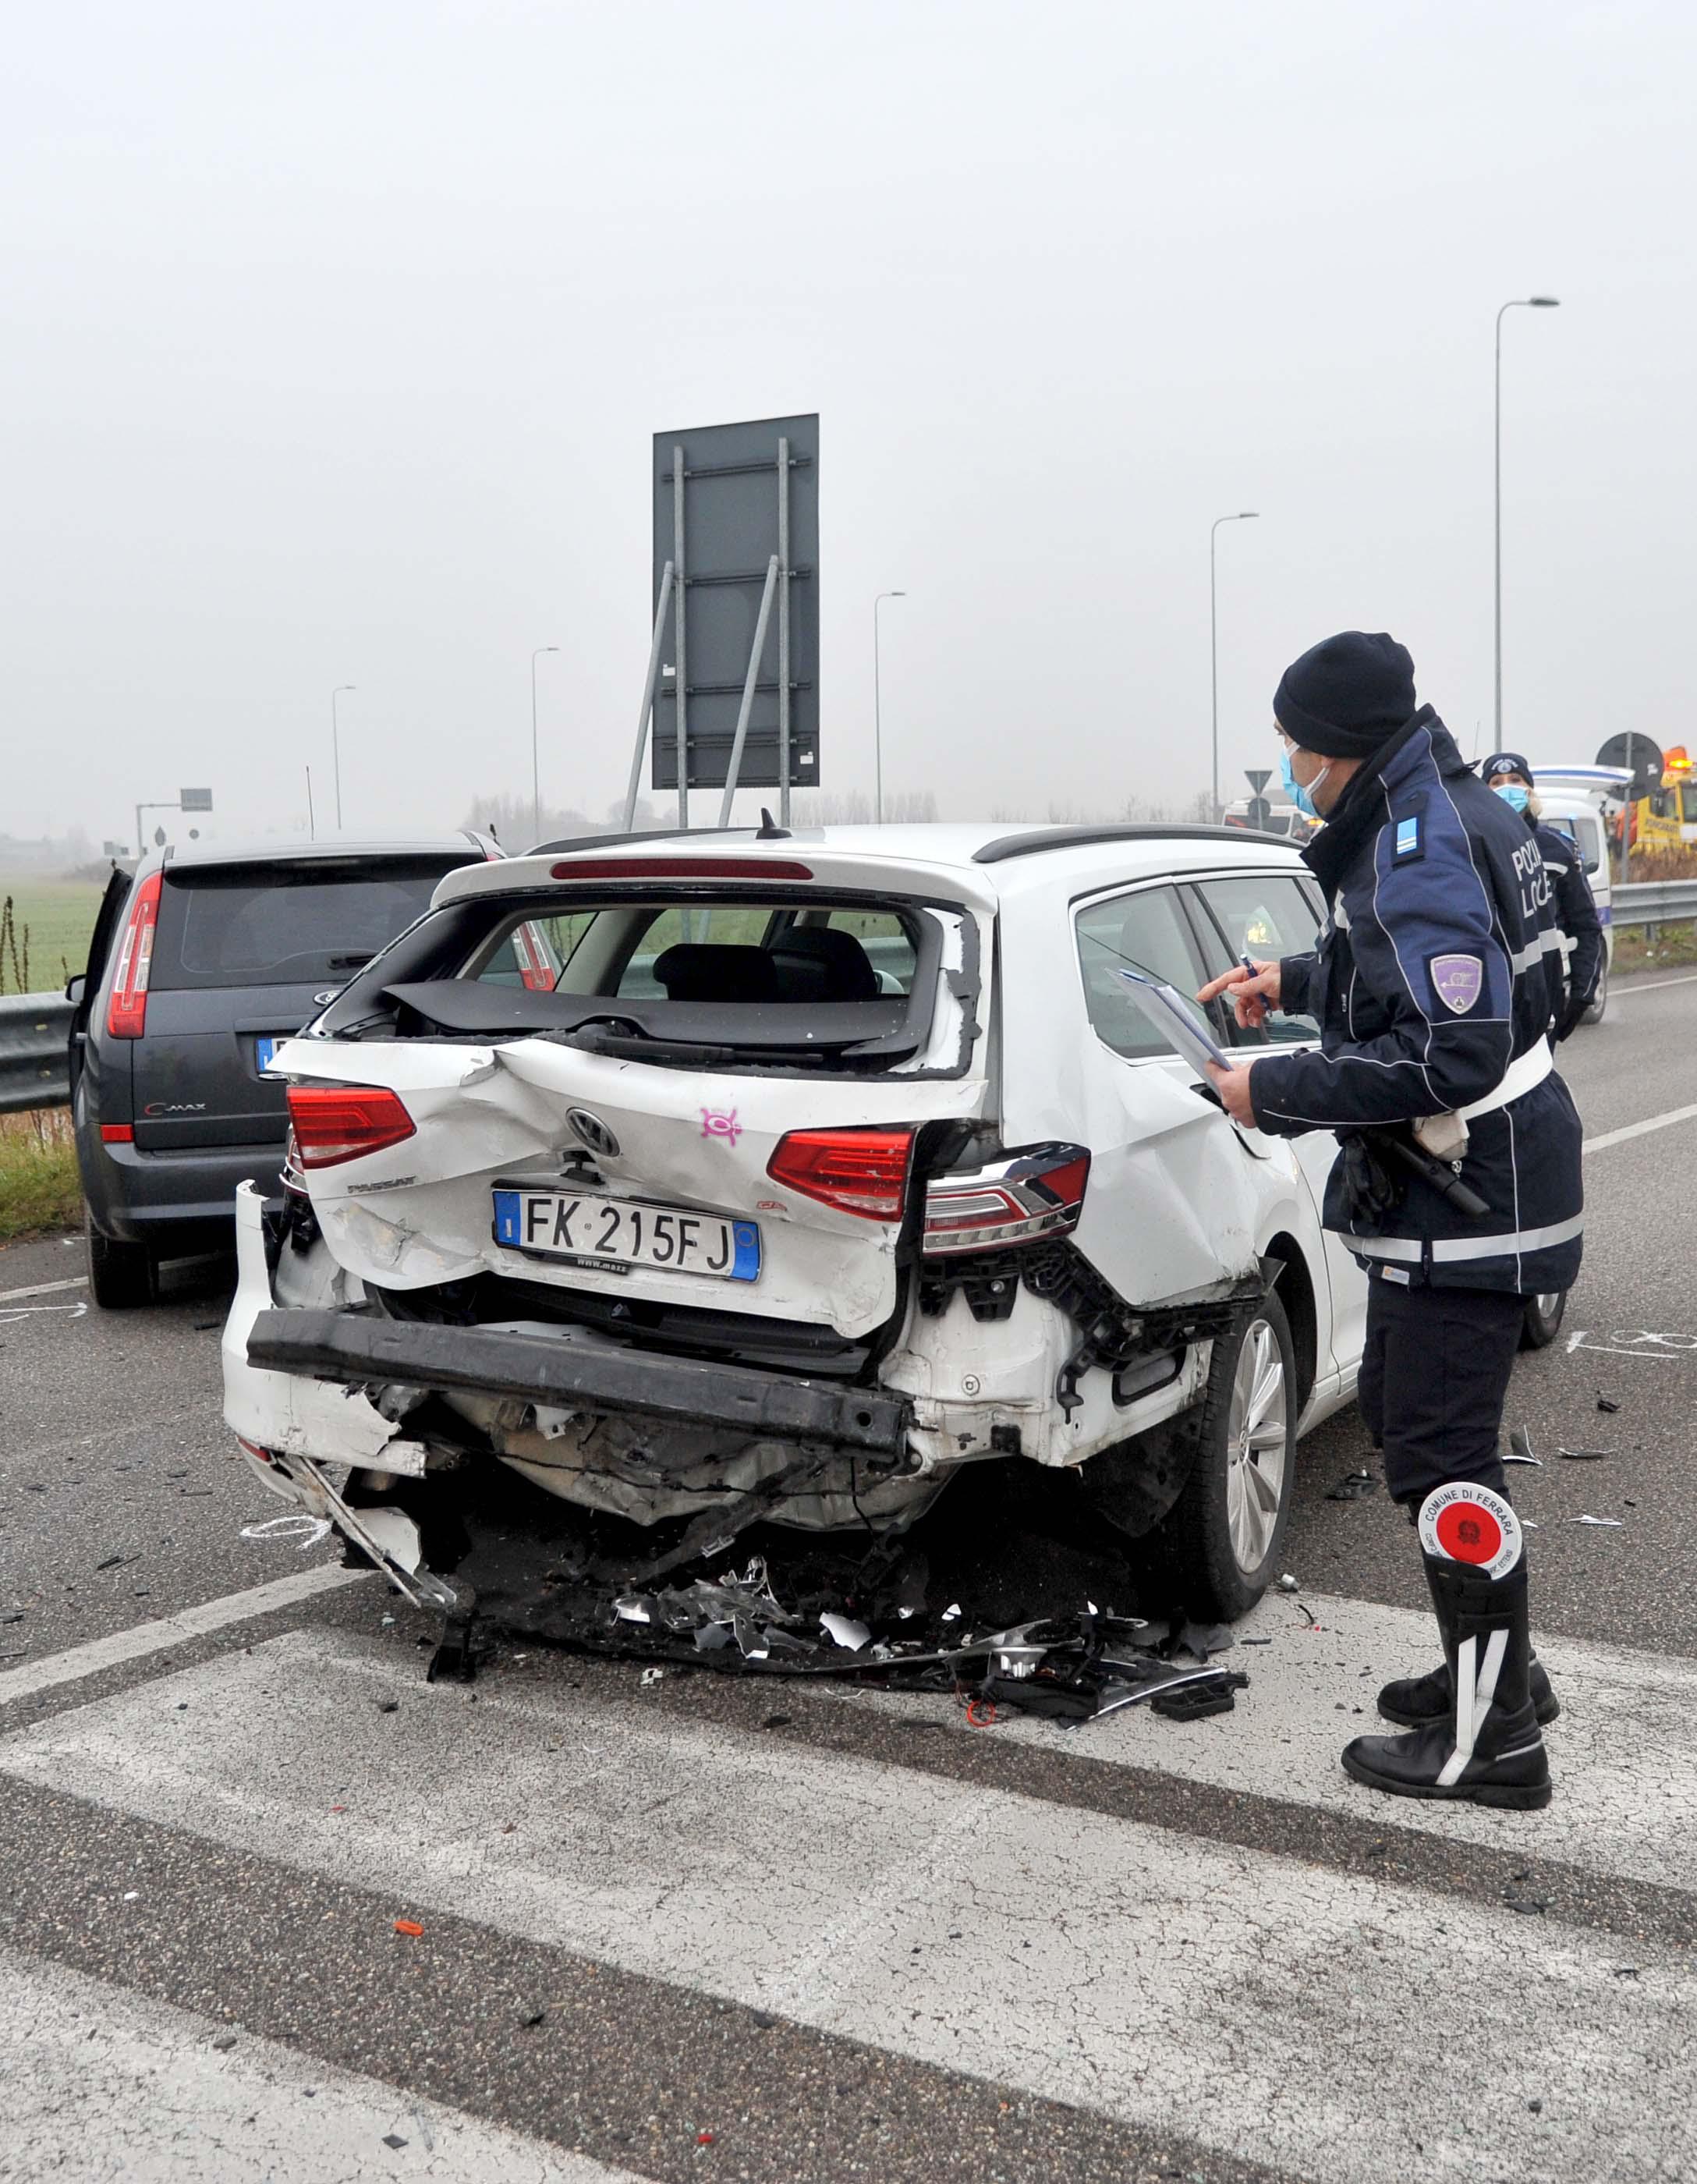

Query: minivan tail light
left=767, top=1127, right=914, bottom=1221
left=105, top=870, right=164, bottom=1040
left=923, top=1143, right=1090, bottom=1255
left=511, top=921, right=556, bottom=991
left=285, top=1083, right=416, bottom=1168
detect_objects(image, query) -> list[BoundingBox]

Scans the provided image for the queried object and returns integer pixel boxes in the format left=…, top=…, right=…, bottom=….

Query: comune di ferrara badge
left=1418, top=1480, right=1523, bottom=1580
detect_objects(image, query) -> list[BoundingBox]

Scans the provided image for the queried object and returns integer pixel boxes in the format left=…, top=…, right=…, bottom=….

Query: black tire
left=86, top=1207, right=156, bottom=1310
left=1142, top=1294, right=1298, bottom=1621
left=1519, top=1289, right=1567, bottom=1351
left=1581, top=955, right=1607, bottom=1026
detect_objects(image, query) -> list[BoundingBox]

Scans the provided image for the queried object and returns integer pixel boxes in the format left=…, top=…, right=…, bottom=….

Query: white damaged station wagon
left=222, top=822, right=1373, bottom=1643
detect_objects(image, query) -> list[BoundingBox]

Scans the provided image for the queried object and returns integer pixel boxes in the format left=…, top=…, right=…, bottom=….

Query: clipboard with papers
left=1115, top=967, right=1232, bottom=1080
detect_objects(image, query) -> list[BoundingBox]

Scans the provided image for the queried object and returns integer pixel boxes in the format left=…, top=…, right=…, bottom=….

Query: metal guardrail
left=0, top=992, right=73, bottom=1115
left=1613, top=878, right=1697, bottom=926
left=2, top=888, right=1694, bottom=1117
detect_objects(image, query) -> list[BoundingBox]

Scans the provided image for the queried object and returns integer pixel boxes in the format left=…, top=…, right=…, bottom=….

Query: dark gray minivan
left=71, top=835, right=498, bottom=1306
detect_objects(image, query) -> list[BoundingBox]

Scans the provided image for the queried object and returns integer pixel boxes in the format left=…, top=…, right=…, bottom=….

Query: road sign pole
left=623, top=562, right=675, bottom=831
left=672, top=444, right=689, bottom=830
left=777, top=437, right=792, bottom=828
left=719, top=558, right=780, bottom=827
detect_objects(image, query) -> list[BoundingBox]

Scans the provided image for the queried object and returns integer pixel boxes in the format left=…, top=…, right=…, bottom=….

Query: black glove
left=1555, top=996, right=1589, bottom=1042
left=1340, top=1132, right=1404, bottom=1224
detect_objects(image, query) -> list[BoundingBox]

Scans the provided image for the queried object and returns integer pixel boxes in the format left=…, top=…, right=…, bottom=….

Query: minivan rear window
left=151, top=858, right=462, bottom=991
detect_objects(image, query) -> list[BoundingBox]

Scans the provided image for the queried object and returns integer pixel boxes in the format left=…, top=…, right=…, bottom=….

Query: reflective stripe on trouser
left=1351, top=1211, right=1585, bottom=1266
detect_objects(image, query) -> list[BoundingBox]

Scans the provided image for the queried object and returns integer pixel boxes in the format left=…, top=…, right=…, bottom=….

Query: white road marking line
left=4, top=1626, right=1689, bottom=2184
left=0, top=1567, right=367, bottom=1707
left=1583, top=1101, right=1697, bottom=1154
left=1610, top=970, right=1697, bottom=996
left=0, top=1274, right=88, bottom=1303
left=0, top=1948, right=636, bottom=2184
left=840, top=1583, right=1697, bottom=1891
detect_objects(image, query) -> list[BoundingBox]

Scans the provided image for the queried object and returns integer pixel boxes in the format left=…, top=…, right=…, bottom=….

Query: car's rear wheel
left=1519, top=1289, right=1567, bottom=1350
left=86, top=1207, right=157, bottom=1310
left=1145, top=1294, right=1297, bottom=1621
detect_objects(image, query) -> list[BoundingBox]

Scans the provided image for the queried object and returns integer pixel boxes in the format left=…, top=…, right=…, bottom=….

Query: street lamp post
left=331, top=686, right=356, bottom=830
left=1210, top=513, right=1259, bottom=819
left=1494, top=296, right=1561, bottom=743
left=531, top=646, right=560, bottom=846
left=873, top=591, right=905, bottom=824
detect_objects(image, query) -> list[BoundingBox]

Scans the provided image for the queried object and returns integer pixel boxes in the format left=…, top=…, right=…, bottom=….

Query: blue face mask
left=1493, top=782, right=1530, bottom=813
left=1279, top=745, right=1330, bottom=820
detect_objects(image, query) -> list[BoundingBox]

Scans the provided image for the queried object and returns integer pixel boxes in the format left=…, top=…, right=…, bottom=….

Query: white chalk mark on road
left=0, top=1566, right=367, bottom=1707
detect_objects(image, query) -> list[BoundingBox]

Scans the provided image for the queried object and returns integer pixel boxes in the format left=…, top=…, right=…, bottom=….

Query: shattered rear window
left=321, top=888, right=980, bottom=1079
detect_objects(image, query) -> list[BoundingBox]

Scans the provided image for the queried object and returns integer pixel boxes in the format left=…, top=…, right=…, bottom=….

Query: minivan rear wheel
left=86, top=1208, right=156, bottom=1310
left=1146, top=1294, right=1297, bottom=1621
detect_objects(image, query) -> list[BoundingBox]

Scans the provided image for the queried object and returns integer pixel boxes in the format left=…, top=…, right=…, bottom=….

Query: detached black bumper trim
left=246, top=1309, right=910, bottom=1455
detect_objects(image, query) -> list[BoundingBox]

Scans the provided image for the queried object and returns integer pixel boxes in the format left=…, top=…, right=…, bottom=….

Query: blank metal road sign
left=651, top=415, right=819, bottom=796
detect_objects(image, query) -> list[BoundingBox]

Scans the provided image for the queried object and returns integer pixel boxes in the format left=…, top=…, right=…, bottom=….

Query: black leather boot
left=1343, top=1551, right=1552, bottom=1810
left=1378, top=1540, right=1558, bottom=1727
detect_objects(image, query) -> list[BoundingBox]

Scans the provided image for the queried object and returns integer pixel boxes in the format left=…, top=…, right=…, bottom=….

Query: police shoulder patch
left=1429, top=952, right=1484, bottom=1014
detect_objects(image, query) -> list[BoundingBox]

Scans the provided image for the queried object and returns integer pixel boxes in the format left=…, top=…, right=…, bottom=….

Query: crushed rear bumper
left=245, top=1306, right=912, bottom=1456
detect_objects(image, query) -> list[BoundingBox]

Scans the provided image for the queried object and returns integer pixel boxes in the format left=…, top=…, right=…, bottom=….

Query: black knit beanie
left=1274, top=631, right=1418, bottom=758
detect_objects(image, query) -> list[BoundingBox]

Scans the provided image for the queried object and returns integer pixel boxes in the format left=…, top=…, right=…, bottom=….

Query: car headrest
left=651, top=943, right=779, bottom=1003
left=769, top=926, right=880, bottom=1002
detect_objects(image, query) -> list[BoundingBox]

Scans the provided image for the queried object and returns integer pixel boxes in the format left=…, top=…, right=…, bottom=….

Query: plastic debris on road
left=1326, top=1470, right=1379, bottom=1502
left=392, top=1919, right=424, bottom=1937
left=1505, top=1426, right=1543, bottom=1468
left=1276, top=1573, right=1301, bottom=1593
left=1557, top=1448, right=1613, bottom=1462
left=1566, top=1514, right=1626, bottom=1527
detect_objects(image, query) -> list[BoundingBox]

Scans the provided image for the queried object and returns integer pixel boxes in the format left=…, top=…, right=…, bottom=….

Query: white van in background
left=1530, top=764, right=1628, bottom=1026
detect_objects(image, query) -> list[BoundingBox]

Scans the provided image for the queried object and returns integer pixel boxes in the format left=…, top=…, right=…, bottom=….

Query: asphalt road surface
left=2, top=968, right=1695, bottom=2183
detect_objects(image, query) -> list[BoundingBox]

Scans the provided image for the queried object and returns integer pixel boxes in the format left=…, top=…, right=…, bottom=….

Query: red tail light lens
left=105, top=871, right=163, bottom=1039
left=512, top=920, right=557, bottom=991
left=923, top=1143, right=1090, bottom=1255
left=285, top=1083, right=416, bottom=1168
left=767, top=1127, right=914, bottom=1221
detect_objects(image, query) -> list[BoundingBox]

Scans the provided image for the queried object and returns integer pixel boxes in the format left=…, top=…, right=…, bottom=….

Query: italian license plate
left=492, top=1187, right=760, bottom=1282
left=256, top=1037, right=285, bottom=1073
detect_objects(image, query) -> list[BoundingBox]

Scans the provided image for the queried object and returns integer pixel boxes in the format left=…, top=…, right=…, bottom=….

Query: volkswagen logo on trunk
left=567, top=1108, right=620, bottom=1160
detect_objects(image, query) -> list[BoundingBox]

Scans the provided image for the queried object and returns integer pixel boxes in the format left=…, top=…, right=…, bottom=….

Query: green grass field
left=0, top=873, right=105, bottom=994
left=0, top=1111, right=80, bottom=1239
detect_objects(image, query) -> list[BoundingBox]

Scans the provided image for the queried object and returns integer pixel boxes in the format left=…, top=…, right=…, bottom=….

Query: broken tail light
left=105, top=870, right=163, bottom=1039
left=922, top=1143, right=1090, bottom=1255
left=767, top=1126, right=914, bottom=1221
left=285, top=1083, right=416, bottom=1168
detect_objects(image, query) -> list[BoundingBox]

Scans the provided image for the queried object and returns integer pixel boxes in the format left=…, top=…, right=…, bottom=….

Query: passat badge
left=1430, top=953, right=1483, bottom=1015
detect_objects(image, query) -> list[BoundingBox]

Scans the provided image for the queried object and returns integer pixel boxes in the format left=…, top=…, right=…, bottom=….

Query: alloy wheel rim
left=1225, top=1317, right=1288, bottom=1576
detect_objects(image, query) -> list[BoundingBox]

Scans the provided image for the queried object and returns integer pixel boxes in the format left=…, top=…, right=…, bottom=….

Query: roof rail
left=972, top=823, right=1298, bottom=865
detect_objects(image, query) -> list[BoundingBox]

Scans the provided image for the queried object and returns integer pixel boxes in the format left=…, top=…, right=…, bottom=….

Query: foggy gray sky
left=4, top=0, right=1694, bottom=846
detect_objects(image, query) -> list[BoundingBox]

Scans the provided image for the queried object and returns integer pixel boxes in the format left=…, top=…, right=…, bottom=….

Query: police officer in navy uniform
left=1479, top=752, right=1603, bottom=1041
left=1199, top=633, right=1582, bottom=1811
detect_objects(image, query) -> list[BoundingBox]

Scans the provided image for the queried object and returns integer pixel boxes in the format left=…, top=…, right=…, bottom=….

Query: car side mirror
left=64, top=973, right=87, bottom=1005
